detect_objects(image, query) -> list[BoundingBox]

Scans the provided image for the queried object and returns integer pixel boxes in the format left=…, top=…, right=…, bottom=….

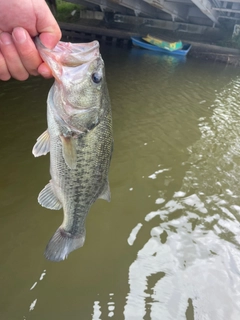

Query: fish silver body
left=33, top=39, right=113, bottom=262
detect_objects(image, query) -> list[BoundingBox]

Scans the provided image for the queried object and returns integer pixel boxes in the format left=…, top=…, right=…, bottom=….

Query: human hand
left=0, top=0, right=62, bottom=81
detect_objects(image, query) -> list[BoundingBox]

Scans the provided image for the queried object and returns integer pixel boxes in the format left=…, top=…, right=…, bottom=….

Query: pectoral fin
left=38, top=182, right=62, bottom=210
left=98, top=180, right=111, bottom=202
left=60, top=135, right=77, bottom=169
left=32, top=130, right=50, bottom=157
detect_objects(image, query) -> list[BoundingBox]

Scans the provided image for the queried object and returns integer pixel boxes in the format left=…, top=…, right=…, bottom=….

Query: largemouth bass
left=33, top=38, right=113, bottom=262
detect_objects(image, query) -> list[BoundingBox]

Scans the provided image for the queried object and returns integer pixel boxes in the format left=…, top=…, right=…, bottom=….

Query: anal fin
left=98, top=180, right=111, bottom=202
left=32, top=130, right=50, bottom=157
left=38, top=182, right=62, bottom=210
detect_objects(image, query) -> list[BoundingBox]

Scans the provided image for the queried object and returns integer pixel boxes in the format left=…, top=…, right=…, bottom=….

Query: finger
left=12, top=27, right=42, bottom=76
left=0, top=50, right=11, bottom=81
left=38, top=62, right=53, bottom=79
left=0, top=32, right=29, bottom=81
left=33, top=1, right=62, bottom=49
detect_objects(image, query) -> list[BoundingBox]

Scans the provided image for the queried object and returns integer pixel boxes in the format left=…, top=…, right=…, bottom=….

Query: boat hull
left=131, top=37, right=192, bottom=56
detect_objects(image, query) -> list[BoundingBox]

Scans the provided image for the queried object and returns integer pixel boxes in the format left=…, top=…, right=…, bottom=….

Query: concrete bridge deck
left=67, top=0, right=240, bottom=27
left=59, top=21, right=240, bottom=66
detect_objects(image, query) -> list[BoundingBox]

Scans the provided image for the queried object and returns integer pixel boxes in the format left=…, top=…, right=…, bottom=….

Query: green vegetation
left=56, top=0, right=84, bottom=23
left=216, top=23, right=240, bottom=50
left=217, top=34, right=240, bottom=50
left=231, top=34, right=240, bottom=49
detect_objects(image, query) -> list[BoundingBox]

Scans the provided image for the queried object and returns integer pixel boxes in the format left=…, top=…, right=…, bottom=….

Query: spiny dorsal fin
left=32, top=130, right=50, bottom=157
left=60, top=135, right=77, bottom=170
left=98, top=180, right=111, bottom=202
left=38, top=182, right=62, bottom=210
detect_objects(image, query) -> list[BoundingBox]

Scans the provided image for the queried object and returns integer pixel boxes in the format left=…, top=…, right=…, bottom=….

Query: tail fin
left=44, top=227, right=85, bottom=262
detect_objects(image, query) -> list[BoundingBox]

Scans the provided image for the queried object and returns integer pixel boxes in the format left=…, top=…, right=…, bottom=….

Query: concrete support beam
left=165, top=0, right=192, bottom=4
left=77, top=0, right=130, bottom=13
left=219, top=15, right=240, bottom=20
left=65, top=0, right=100, bottom=9
left=219, top=0, right=240, bottom=2
left=190, top=0, right=219, bottom=24
left=108, top=0, right=162, bottom=17
left=143, top=0, right=189, bottom=21
left=66, top=0, right=231, bottom=26
left=113, top=13, right=220, bottom=34
left=213, top=8, right=240, bottom=14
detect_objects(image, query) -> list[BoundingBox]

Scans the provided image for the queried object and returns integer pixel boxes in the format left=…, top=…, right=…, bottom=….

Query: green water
left=1, top=43, right=240, bottom=320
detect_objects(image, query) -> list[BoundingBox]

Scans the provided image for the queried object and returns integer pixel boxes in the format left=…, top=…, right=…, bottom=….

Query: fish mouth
left=35, top=37, right=100, bottom=80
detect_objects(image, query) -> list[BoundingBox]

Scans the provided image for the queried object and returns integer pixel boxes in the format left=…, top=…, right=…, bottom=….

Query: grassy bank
left=55, top=0, right=83, bottom=23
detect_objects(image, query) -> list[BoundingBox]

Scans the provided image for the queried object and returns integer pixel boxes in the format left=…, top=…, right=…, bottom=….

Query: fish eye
left=91, top=72, right=102, bottom=84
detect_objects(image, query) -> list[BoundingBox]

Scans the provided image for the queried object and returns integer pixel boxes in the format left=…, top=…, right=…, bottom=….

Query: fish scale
left=33, top=38, right=113, bottom=262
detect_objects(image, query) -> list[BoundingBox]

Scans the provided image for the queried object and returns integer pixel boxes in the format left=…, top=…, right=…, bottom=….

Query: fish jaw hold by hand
left=33, top=38, right=113, bottom=262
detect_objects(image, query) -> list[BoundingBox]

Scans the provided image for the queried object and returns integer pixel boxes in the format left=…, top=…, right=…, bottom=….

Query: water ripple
left=125, top=76, right=240, bottom=319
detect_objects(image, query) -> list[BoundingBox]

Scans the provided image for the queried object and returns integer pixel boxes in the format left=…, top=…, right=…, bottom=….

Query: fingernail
left=0, top=33, right=12, bottom=45
left=39, top=33, right=58, bottom=49
left=12, top=27, right=27, bottom=44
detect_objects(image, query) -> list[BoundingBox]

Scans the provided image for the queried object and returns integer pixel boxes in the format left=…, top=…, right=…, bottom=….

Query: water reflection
left=2, top=43, right=240, bottom=320
left=130, top=47, right=186, bottom=73
left=92, top=293, right=115, bottom=319
left=22, top=269, right=47, bottom=318
left=124, top=78, right=240, bottom=319
left=92, top=301, right=101, bottom=320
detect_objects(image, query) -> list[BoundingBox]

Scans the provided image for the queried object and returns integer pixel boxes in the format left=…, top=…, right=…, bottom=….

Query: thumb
left=34, top=1, right=61, bottom=49
left=39, top=28, right=61, bottom=49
